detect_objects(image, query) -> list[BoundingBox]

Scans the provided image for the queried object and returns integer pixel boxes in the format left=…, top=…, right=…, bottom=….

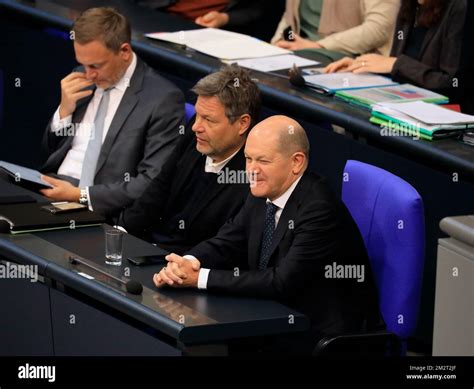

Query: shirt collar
left=204, top=147, right=241, bottom=174
left=113, top=52, right=137, bottom=92
left=267, top=175, right=303, bottom=210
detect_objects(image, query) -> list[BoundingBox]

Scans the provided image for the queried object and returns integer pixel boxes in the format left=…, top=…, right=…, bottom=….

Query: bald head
left=245, top=115, right=309, bottom=200
left=249, top=115, right=309, bottom=160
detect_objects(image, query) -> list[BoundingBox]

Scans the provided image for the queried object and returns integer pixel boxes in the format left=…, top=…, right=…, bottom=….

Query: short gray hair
left=191, top=65, right=261, bottom=129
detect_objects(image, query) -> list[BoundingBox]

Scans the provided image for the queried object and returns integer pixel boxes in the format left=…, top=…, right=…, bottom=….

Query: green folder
left=369, top=116, right=433, bottom=141
left=371, top=111, right=469, bottom=140
left=336, top=84, right=449, bottom=109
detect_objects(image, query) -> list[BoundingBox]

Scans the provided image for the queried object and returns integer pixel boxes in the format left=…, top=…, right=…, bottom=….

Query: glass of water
left=105, top=229, right=123, bottom=266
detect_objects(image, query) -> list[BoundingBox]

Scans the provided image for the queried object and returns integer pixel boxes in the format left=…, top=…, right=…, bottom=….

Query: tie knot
left=266, top=202, right=278, bottom=216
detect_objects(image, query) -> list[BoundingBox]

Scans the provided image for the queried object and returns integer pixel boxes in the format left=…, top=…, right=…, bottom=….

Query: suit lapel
left=251, top=174, right=308, bottom=268
left=94, top=59, right=144, bottom=177
left=265, top=199, right=297, bottom=263
left=394, top=23, right=411, bottom=56
left=187, top=148, right=245, bottom=226
left=173, top=149, right=203, bottom=197
left=49, top=94, right=93, bottom=168
left=419, top=26, right=437, bottom=58
left=248, top=199, right=267, bottom=269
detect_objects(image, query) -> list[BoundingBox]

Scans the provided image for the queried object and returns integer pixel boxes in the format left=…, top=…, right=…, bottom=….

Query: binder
left=0, top=203, right=105, bottom=234
left=335, top=84, right=449, bottom=109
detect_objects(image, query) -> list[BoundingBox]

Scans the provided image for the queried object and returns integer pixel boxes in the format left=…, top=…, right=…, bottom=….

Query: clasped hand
left=153, top=253, right=201, bottom=288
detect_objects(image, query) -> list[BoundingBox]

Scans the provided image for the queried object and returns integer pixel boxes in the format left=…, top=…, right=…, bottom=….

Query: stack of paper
left=227, top=55, right=320, bottom=72
left=370, top=101, right=474, bottom=140
left=302, top=72, right=397, bottom=94
left=335, top=84, right=449, bottom=109
left=145, top=28, right=290, bottom=60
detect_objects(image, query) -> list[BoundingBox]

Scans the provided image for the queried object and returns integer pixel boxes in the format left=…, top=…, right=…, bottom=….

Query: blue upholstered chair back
left=0, top=68, right=3, bottom=129
left=185, top=103, right=195, bottom=125
left=342, top=160, right=425, bottom=340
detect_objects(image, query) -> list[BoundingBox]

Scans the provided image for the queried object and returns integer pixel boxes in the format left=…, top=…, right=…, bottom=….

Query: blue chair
left=0, top=68, right=3, bottom=129
left=314, top=160, right=425, bottom=356
left=185, top=102, right=195, bottom=125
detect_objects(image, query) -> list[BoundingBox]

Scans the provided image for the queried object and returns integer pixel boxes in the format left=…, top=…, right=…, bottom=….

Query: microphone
left=68, top=256, right=143, bottom=295
left=0, top=220, right=11, bottom=233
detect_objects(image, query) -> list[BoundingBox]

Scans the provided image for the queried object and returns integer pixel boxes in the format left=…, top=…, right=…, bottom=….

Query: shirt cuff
left=85, top=186, right=93, bottom=211
left=183, top=255, right=209, bottom=290
left=51, top=107, right=72, bottom=133
left=197, top=268, right=210, bottom=290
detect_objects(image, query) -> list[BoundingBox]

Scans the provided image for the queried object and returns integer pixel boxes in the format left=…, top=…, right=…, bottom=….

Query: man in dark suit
left=119, top=65, right=260, bottom=254
left=39, top=7, right=184, bottom=216
left=154, top=115, right=382, bottom=352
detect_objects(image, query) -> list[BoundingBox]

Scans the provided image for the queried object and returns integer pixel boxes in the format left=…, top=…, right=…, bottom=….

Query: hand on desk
left=195, top=11, right=229, bottom=28
left=275, top=34, right=323, bottom=51
left=153, top=253, right=201, bottom=289
left=40, top=175, right=80, bottom=202
left=324, top=54, right=397, bottom=74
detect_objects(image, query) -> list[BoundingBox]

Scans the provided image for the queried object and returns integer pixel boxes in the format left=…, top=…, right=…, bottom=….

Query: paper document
left=377, top=101, right=474, bottom=125
left=145, top=28, right=290, bottom=60
left=229, top=55, right=320, bottom=72
left=303, top=72, right=397, bottom=92
left=0, top=161, right=53, bottom=188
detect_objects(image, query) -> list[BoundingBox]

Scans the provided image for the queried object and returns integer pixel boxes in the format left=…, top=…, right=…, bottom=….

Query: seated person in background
left=324, top=0, right=467, bottom=103
left=119, top=65, right=260, bottom=254
left=153, top=115, right=383, bottom=353
left=272, top=0, right=400, bottom=57
left=40, top=7, right=184, bottom=217
left=138, top=0, right=267, bottom=33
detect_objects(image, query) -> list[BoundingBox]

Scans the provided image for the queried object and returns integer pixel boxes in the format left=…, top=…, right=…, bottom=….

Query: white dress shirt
left=51, top=53, right=137, bottom=208
left=190, top=175, right=303, bottom=290
left=204, top=149, right=240, bottom=173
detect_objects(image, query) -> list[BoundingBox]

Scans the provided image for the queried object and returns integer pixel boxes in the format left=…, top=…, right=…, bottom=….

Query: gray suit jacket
left=41, top=57, right=185, bottom=216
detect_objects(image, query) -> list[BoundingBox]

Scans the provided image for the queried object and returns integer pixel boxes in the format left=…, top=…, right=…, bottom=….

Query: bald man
left=153, top=115, right=383, bottom=353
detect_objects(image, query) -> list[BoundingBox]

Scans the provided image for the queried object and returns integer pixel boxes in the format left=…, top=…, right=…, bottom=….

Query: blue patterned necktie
left=79, top=88, right=111, bottom=188
left=258, top=202, right=279, bottom=270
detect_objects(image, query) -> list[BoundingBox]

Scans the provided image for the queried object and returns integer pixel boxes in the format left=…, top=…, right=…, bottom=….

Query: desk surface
left=1, top=0, right=473, bottom=181
left=0, top=181, right=309, bottom=346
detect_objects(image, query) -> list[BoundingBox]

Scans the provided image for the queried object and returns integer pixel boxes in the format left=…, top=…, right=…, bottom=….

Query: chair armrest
left=313, top=330, right=402, bottom=356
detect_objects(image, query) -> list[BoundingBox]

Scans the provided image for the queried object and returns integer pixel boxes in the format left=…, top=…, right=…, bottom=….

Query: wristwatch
left=79, top=188, right=88, bottom=205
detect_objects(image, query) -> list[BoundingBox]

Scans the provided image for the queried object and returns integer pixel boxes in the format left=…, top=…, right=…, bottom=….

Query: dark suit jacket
left=390, top=0, right=467, bottom=100
left=120, top=126, right=249, bottom=254
left=41, top=57, right=185, bottom=216
left=188, top=172, right=382, bottom=337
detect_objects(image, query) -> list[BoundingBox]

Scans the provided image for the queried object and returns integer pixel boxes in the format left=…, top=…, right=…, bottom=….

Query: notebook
left=0, top=161, right=53, bottom=190
left=0, top=203, right=105, bottom=234
left=335, top=84, right=449, bottom=109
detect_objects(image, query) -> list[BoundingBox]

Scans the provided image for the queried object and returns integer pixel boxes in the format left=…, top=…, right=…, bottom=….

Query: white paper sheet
left=146, top=28, right=290, bottom=60
left=377, top=101, right=474, bottom=125
left=303, top=72, right=397, bottom=92
left=229, top=55, right=320, bottom=72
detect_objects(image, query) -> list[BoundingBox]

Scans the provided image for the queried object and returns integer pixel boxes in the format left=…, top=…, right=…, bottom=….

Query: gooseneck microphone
left=68, top=255, right=143, bottom=295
